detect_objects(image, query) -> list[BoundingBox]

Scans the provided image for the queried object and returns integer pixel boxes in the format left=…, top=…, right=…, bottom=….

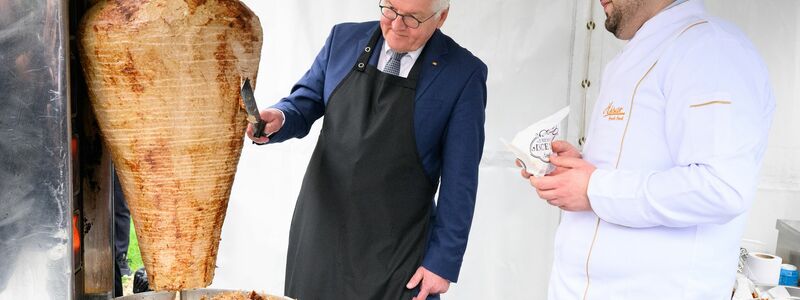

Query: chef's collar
left=664, top=0, right=690, bottom=11
left=630, top=0, right=705, bottom=42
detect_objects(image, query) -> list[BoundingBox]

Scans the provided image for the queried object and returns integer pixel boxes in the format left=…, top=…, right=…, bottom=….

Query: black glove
left=133, top=267, right=151, bottom=293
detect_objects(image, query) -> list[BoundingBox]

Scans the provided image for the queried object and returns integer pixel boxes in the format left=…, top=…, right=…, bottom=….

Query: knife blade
left=240, top=78, right=266, bottom=138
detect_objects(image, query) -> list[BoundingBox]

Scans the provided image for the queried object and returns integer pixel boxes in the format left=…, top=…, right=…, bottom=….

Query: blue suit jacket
left=270, top=21, right=487, bottom=282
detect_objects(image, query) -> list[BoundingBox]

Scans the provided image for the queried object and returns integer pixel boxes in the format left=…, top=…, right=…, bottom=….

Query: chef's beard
left=604, top=0, right=644, bottom=39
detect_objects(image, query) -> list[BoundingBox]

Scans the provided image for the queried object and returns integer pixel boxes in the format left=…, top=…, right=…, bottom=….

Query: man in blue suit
left=248, top=0, right=487, bottom=299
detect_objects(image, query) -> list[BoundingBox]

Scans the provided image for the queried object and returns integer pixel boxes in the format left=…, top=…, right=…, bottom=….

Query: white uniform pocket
left=681, top=94, right=734, bottom=161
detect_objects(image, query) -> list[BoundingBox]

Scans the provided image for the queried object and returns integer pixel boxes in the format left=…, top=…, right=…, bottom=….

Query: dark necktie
left=383, top=51, right=406, bottom=76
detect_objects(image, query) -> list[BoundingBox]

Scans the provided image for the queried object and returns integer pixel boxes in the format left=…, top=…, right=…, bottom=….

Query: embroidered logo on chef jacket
left=529, top=126, right=559, bottom=163
left=603, top=102, right=626, bottom=121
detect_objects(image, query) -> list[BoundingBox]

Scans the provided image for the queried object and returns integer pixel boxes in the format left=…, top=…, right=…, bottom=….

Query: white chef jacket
left=549, top=1, right=775, bottom=299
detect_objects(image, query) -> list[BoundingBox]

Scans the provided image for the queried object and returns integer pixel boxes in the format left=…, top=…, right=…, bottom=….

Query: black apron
left=285, top=27, right=437, bottom=300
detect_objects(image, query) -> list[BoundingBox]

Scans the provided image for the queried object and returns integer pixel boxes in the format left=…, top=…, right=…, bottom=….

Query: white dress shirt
left=549, top=0, right=776, bottom=299
left=378, top=41, right=425, bottom=78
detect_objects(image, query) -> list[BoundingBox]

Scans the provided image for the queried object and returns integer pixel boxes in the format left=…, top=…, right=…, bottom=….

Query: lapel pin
left=432, top=61, right=438, bottom=66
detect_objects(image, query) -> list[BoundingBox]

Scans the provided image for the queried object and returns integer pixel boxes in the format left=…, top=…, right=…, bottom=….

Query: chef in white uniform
left=520, top=0, right=776, bottom=299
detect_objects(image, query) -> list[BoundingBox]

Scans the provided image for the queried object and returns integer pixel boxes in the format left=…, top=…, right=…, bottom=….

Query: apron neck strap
left=405, top=43, right=428, bottom=82
left=356, top=26, right=383, bottom=72
left=356, top=25, right=430, bottom=82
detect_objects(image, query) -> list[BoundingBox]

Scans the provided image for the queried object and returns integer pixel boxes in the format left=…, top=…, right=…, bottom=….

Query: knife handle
left=254, top=120, right=267, bottom=138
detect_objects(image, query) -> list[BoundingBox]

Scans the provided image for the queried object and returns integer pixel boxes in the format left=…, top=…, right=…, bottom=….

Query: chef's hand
left=529, top=155, right=596, bottom=212
left=247, top=108, right=284, bottom=144
left=516, top=159, right=533, bottom=179
left=550, top=141, right=582, bottom=175
left=406, top=266, right=449, bottom=300
left=516, top=140, right=582, bottom=178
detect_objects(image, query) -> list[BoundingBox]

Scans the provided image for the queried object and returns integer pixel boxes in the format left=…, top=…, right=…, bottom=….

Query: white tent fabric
left=211, top=1, right=800, bottom=298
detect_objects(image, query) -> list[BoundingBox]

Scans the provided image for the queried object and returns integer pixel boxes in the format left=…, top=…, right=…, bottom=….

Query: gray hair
left=379, top=0, right=449, bottom=19
left=432, top=0, right=450, bottom=19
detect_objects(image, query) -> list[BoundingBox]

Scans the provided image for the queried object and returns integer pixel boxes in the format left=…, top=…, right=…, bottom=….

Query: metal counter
left=777, top=219, right=800, bottom=270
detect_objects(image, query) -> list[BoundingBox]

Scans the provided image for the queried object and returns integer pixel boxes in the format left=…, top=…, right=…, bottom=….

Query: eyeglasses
left=379, top=4, right=438, bottom=29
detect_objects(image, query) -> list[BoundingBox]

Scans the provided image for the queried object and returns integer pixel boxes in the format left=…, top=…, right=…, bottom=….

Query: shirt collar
left=383, top=40, right=425, bottom=61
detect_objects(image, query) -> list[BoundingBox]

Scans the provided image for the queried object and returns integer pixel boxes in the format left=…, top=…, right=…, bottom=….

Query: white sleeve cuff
left=278, top=109, right=286, bottom=127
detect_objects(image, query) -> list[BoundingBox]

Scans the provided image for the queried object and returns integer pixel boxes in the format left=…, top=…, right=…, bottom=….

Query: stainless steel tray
left=756, top=285, right=800, bottom=299
left=114, top=288, right=293, bottom=300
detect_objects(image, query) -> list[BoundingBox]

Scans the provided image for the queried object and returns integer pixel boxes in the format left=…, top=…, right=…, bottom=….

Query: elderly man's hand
left=247, top=108, right=284, bottom=144
left=406, top=266, right=449, bottom=300
left=529, top=155, right=596, bottom=212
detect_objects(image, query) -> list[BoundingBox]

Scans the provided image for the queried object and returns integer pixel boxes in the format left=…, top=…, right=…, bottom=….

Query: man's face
left=379, top=0, right=448, bottom=53
left=601, top=0, right=645, bottom=39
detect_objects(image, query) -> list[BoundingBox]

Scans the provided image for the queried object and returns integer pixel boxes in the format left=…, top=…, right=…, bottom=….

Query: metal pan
left=114, top=288, right=293, bottom=300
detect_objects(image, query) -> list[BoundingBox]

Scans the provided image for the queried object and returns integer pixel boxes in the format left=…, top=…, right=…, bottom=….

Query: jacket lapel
left=415, top=29, right=448, bottom=98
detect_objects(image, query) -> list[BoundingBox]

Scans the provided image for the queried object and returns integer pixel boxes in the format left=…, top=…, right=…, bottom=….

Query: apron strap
left=356, top=26, right=383, bottom=72
left=406, top=41, right=429, bottom=82
left=355, top=24, right=431, bottom=83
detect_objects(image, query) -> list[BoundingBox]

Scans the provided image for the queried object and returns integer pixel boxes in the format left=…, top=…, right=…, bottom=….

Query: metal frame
left=0, top=0, right=73, bottom=298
